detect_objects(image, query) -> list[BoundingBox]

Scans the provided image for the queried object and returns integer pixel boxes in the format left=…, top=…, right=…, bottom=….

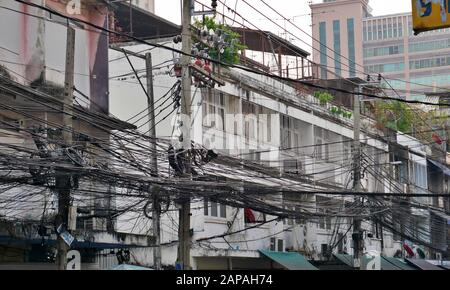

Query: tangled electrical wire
left=0, top=75, right=446, bottom=252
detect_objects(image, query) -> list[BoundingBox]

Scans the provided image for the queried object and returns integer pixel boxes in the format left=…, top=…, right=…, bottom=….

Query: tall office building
left=311, top=0, right=371, bottom=80
left=311, top=0, right=450, bottom=100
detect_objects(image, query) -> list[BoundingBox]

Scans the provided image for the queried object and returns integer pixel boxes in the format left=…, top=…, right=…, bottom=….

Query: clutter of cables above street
left=2, top=0, right=448, bottom=252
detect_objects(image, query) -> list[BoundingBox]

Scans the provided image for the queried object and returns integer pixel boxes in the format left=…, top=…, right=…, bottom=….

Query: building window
left=377, top=21, right=382, bottom=40
left=393, top=18, right=398, bottom=38
left=363, top=22, right=367, bottom=42
left=281, top=115, right=291, bottom=149
left=242, top=101, right=257, bottom=141
left=393, top=155, right=408, bottom=183
left=365, top=62, right=405, bottom=74
left=204, top=199, right=227, bottom=218
left=388, top=18, right=393, bottom=38
left=408, top=17, right=413, bottom=36
left=409, top=39, right=450, bottom=53
left=319, top=22, right=328, bottom=79
left=314, top=127, right=330, bottom=161
left=368, top=21, right=373, bottom=41
left=347, top=18, right=356, bottom=77
left=202, top=90, right=225, bottom=131
left=284, top=205, right=304, bottom=225
left=343, top=139, right=351, bottom=163
left=257, top=107, right=273, bottom=143
left=364, top=45, right=404, bottom=58
left=410, top=73, right=450, bottom=90
left=318, top=208, right=332, bottom=230
left=409, top=55, right=450, bottom=70
left=398, top=17, right=403, bottom=37
left=333, top=20, right=341, bottom=76
left=372, top=21, right=377, bottom=41
left=410, top=162, right=428, bottom=189
left=317, top=196, right=332, bottom=230
left=269, top=238, right=284, bottom=252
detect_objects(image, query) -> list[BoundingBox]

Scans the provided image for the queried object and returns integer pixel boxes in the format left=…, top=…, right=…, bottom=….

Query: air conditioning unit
left=283, top=159, right=305, bottom=175
left=269, top=238, right=285, bottom=252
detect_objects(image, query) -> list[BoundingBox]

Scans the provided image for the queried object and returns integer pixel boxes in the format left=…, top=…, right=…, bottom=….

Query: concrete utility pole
left=352, top=85, right=364, bottom=269
left=56, top=26, right=75, bottom=270
left=177, top=0, right=193, bottom=270
left=146, top=53, right=162, bottom=270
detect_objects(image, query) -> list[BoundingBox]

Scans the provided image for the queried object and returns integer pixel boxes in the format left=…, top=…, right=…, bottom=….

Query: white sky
left=154, top=0, right=412, bottom=53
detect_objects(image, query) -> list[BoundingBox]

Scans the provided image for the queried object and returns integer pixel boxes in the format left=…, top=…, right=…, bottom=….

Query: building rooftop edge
left=310, top=0, right=370, bottom=9
left=364, top=11, right=412, bottom=20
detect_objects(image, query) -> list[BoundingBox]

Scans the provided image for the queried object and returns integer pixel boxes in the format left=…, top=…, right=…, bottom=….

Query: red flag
left=403, top=244, right=415, bottom=257
left=432, top=133, right=443, bottom=145
left=244, top=208, right=256, bottom=223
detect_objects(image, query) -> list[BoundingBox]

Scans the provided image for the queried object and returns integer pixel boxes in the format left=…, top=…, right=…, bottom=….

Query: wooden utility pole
left=56, top=26, right=75, bottom=270
left=146, top=52, right=162, bottom=270
left=352, top=85, right=363, bottom=269
left=177, top=0, right=193, bottom=270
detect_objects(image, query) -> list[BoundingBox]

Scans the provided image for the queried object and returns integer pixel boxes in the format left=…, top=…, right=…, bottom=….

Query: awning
left=110, top=2, right=181, bottom=42
left=428, top=160, right=450, bottom=176
left=259, top=250, right=318, bottom=270
left=406, top=259, right=444, bottom=270
left=334, top=254, right=417, bottom=270
left=333, top=254, right=354, bottom=268
left=382, top=257, right=416, bottom=270
left=425, top=260, right=450, bottom=270
left=380, top=257, right=399, bottom=270
left=110, top=264, right=153, bottom=270
left=231, top=27, right=310, bottom=57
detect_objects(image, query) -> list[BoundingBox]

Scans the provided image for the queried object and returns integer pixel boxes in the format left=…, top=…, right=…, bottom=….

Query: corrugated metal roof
left=406, top=259, right=444, bottom=270
left=259, top=250, right=318, bottom=270
left=382, top=257, right=416, bottom=270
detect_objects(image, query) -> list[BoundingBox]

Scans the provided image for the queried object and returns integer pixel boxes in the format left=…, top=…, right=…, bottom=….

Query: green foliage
left=193, top=17, right=247, bottom=65
left=330, top=106, right=353, bottom=119
left=313, top=92, right=352, bottom=119
left=374, top=101, right=414, bottom=133
left=313, top=91, right=334, bottom=106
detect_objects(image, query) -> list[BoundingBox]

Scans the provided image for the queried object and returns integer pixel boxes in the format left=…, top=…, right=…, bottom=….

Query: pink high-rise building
left=310, top=0, right=371, bottom=79
left=311, top=0, right=450, bottom=100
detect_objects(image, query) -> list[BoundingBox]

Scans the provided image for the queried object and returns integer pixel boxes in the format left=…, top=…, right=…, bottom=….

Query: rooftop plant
left=193, top=16, right=247, bottom=65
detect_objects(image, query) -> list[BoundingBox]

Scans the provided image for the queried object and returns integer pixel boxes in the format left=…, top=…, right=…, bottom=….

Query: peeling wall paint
left=0, top=0, right=109, bottom=112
